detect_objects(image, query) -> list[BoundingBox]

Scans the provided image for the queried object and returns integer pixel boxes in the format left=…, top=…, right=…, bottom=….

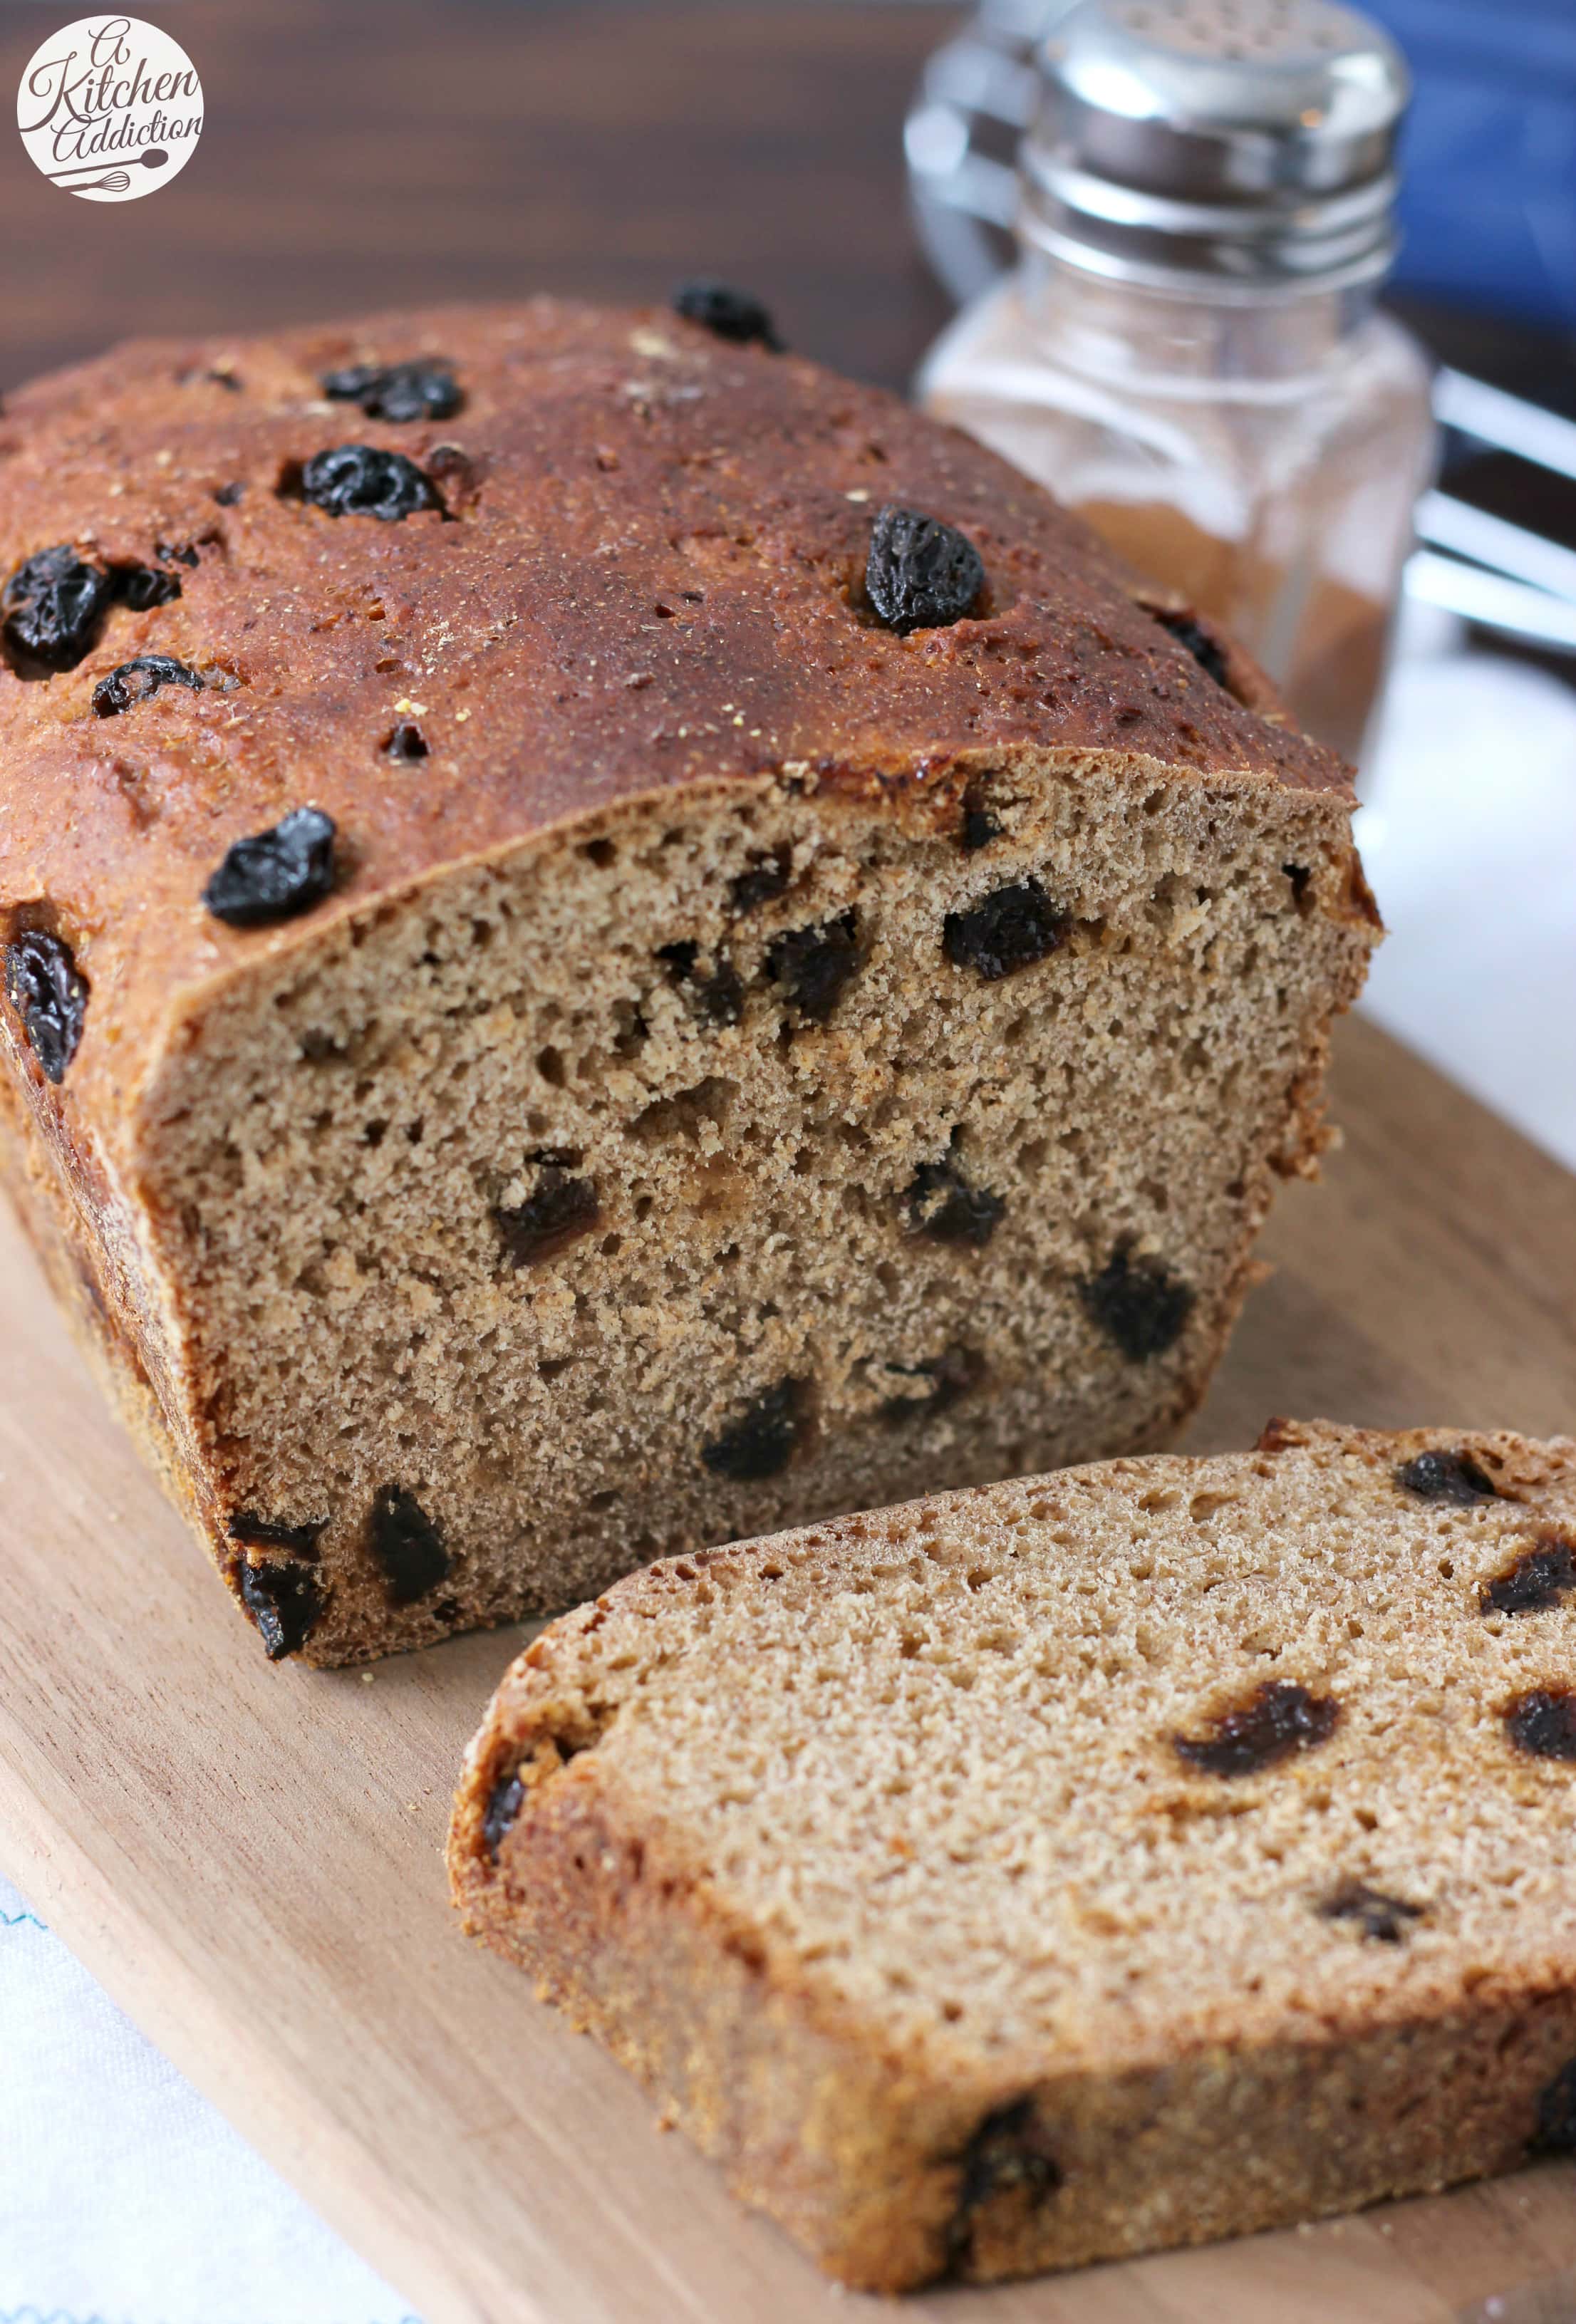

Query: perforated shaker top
left=1023, top=0, right=1410, bottom=284
left=1103, top=0, right=1381, bottom=70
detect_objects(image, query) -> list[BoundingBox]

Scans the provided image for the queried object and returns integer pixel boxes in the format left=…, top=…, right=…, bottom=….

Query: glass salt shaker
left=916, top=0, right=1436, bottom=764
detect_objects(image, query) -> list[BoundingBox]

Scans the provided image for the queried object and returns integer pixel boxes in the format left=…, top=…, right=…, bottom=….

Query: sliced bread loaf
left=450, top=1418, right=1576, bottom=2290
left=0, top=299, right=1372, bottom=1664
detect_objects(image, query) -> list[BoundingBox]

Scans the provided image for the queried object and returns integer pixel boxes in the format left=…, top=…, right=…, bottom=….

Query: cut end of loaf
left=450, top=1421, right=1576, bottom=2290
left=0, top=297, right=1372, bottom=1669
left=124, top=745, right=1372, bottom=1664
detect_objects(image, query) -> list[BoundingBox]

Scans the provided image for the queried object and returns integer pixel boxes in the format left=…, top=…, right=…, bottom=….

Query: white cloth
left=0, top=1870, right=418, bottom=2324
left=1357, top=608, right=1576, bottom=1173
left=1, top=625, right=1571, bottom=2320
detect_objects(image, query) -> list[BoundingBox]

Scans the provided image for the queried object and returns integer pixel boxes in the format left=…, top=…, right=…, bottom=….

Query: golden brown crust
left=0, top=296, right=1347, bottom=1148
left=450, top=1425, right=1576, bottom=2290
left=0, top=300, right=1369, bottom=1667
left=0, top=1036, right=212, bottom=1546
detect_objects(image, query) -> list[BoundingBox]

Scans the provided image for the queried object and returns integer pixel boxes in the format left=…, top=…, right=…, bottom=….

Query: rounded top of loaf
left=0, top=297, right=1350, bottom=1121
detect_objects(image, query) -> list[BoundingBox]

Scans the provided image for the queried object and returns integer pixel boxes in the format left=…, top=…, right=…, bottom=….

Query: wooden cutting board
left=2, top=1014, right=1575, bottom=2324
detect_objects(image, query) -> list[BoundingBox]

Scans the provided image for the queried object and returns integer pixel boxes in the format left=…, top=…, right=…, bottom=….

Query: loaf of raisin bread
left=451, top=1421, right=1576, bottom=2291
left=0, top=298, right=1375, bottom=1666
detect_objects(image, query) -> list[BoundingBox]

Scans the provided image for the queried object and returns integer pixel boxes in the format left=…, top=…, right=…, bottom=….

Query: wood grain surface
left=2, top=1018, right=1575, bottom=2324
left=0, top=0, right=954, bottom=402
left=2, top=5, right=1575, bottom=2317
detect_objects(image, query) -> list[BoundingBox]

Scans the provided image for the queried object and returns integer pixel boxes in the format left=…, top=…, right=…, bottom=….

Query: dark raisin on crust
left=299, top=445, right=441, bottom=522
left=702, top=1379, right=808, bottom=1482
left=1481, top=1537, right=1576, bottom=1617
left=494, top=1168, right=601, bottom=1266
left=368, top=1483, right=451, bottom=1605
left=943, top=879, right=1067, bottom=981
left=764, top=911, right=859, bottom=1023
left=228, top=1510, right=328, bottom=1560
left=1079, top=1242, right=1194, bottom=1362
left=482, top=1772, right=525, bottom=1861
left=1153, top=606, right=1230, bottom=689
left=3, top=546, right=113, bottom=670
left=92, top=653, right=204, bottom=718
left=385, top=719, right=429, bottom=763
left=3, top=930, right=88, bottom=1083
left=1173, top=1680, right=1340, bottom=1778
left=866, top=503, right=986, bottom=637
left=237, top=1557, right=323, bottom=1660
left=657, top=940, right=744, bottom=1027
left=944, top=2098, right=1062, bottom=2278
left=1319, top=1879, right=1425, bottom=1944
left=905, top=1146, right=1006, bottom=1250
left=213, top=481, right=245, bottom=507
left=1533, top=2059, right=1576, bottom=2154
left=880, top=1344, right=985, bottom=1423
left=115, top=562, right=184, bottom=612
left=1504, top=1687, right=1576, bottom=1762
left=1396, top=1449, right=1502, bottom=1505
left=202, top=806, right=338, bottom=928
left=321, top=360, right=463, bottom=422
left=319, top=361, right=380, bottom=403
left=671, top=281, right=784, bottom=351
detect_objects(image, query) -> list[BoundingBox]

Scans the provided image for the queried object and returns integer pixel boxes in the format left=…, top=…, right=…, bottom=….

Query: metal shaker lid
left=1020, top=0, right=1410, bottom=291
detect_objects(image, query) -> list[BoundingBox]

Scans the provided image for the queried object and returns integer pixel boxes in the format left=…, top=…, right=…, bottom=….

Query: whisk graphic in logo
left=16, top=14, right=202, bottom=200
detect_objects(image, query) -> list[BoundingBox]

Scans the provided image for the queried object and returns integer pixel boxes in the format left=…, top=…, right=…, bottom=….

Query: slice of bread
left=450, top=1418, right=1576, bottom=2291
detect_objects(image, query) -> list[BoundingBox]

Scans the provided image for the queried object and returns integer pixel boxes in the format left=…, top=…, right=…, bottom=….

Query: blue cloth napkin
left=1372, top=0, right=1576, bottom=331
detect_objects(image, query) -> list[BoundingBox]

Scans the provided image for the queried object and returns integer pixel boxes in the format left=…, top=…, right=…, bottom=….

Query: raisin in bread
left=450, top=1419, right=1576, bottom=2291
left=0, top=298, right=1375, bottom=1666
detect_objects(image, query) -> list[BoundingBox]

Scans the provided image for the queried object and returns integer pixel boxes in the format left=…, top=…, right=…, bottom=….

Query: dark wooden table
left=0, top=1, right=956, bottom=400
left=4, top=0, right=1569, bottom=593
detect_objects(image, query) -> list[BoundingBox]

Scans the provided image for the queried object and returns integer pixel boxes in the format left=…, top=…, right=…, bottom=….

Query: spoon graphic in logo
left=49, top=147, right=168, bottom=185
